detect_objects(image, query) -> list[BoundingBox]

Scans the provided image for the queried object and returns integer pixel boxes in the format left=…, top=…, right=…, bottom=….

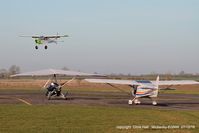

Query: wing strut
left=42, top=77, right=52, bottom=88
left=60, top=77, right=76, bottom=88
left=106, top=83, right=128, bottom=94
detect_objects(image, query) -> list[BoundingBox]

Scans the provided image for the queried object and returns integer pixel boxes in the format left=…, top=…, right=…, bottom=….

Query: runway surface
left=0, top=90, right=199, bottom=111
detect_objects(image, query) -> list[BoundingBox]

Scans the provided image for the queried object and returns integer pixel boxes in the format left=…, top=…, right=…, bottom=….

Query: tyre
left=152, top=101, right=157, bottom=106
left=44, top=45, right=48, bottom=49
left=35, top=46, right=38, bottom=49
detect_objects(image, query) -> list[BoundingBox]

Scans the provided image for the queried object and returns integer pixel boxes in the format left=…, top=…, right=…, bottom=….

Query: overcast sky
left=0, top=0, right=198, bottom=75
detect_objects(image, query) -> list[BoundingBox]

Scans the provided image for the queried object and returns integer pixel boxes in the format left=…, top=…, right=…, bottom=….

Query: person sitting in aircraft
left=48, top=83, right=58, bottom=90
left=46, top=82, right=59, bottom=96
left=131, top=85, right=138, bottom=95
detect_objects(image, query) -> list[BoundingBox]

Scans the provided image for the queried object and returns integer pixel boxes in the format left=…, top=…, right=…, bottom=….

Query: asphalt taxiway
left=0, top=90, right=199, bottom=110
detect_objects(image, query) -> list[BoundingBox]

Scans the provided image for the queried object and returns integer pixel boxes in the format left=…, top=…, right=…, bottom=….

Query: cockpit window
left=136, top=81, right=151, bottom=83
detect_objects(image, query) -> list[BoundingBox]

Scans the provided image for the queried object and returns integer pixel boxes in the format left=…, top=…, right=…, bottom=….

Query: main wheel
left=134, top=99, right=141, bottom=105
left=44, top=45, right=48, bottom=49
left=152, top=101, right=157, bottom=106
left=35, top=46, right=38, bottom=49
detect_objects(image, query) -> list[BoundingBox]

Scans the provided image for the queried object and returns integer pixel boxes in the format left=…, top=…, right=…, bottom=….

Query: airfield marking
left=0, top=96, right=32, bottom=106
left=15, top=98, right=32, bottom=105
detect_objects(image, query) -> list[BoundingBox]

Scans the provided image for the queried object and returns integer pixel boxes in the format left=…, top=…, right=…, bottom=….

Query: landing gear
left=35, top=45, right=38, bottom=49
left=149, top=98, right=157, bottom=105
left=152, top=101, right=157, bottom=106
left=134, top=99, right=141, bottom=104
left=128, top=98, right=141, bottom=105
left=128, top=100, right=133, bottom=105
left=44, top=45, right=48, bottom=49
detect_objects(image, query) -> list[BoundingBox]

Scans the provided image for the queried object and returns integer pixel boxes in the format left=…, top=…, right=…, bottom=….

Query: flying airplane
left=11, top=69, right=103, bottom=100
left=20, top=34, right=69, bottom=49
left=85, top=76, right=199, bottom=105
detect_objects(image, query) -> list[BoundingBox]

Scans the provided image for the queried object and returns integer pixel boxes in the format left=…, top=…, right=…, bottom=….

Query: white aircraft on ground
left=20, top=34, right=69, bottom=49
left=85, top=76, right=199, bottom=105
left=11, top=69, right=103, bottom=100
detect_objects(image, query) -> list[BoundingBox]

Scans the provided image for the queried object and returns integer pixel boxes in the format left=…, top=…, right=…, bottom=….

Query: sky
left=0, top=0, right=198, bottom=75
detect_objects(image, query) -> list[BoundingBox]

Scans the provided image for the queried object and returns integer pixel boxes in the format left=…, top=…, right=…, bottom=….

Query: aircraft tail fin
left=153, top=76, right=159, bottom=97
left=155, top=76, right=159, bottom=88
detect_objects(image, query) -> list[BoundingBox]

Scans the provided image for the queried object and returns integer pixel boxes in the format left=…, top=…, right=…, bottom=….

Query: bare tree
left=61, top=67, right=69, bottom=70
left=165, top=71, right=172, bottom=80
left=150, top=71, right=158, bottom=79
left=179, top=71, right=185, bottom=76
left=8, top=65, right=20, bottom=75
left=0, top=69, right=8, bottom=78
left=94, top=72, right=98, bottom=74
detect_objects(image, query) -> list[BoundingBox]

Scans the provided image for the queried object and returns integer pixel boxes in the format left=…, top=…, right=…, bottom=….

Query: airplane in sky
left=11, top=69, right=103, bottom=100
left=85, top=77, right=199, bottom=105
left=20, top=34, right=69, bottom=49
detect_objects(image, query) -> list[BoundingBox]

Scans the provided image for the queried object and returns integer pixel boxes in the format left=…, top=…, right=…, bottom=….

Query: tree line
left=0, top=65, right=20, bottom=78
left=0, top=65, right=198, bottom=80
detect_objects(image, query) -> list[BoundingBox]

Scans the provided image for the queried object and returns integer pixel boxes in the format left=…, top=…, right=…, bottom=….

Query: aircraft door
left=131, top=85, right=138, bottom=96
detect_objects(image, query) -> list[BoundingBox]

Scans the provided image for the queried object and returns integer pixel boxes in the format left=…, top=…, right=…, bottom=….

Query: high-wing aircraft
left=11, top=69, right=103, bottom=100
left=85, top=76, right=199, bottom=105
left=20, top=34, right=69, bottom=49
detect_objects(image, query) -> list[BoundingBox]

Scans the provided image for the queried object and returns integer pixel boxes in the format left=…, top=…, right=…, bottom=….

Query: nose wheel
left=35, top=45, right=38, bottom=49
left=44, top=45, right=48, bottom=49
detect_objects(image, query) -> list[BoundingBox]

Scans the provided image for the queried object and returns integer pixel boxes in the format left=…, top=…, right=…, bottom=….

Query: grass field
left=161, top=90, right=199, bottom=95
left=0, top=81, right=199, bottom=133
left=0, top=104, right=198, bottom=133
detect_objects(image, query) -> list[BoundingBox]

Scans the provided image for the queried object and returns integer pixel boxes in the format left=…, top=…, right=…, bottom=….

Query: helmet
left=51, top=83, right=54, bottom=86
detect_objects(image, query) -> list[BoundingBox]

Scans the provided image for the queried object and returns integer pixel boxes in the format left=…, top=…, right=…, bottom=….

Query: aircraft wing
left=19, top=35, right=69, bottom=38
left=19, top=35, right=41, bottom=38
left=85, top=79, right=199, bottom=86
left=44, top=35, right=69, bottom=38
left=85, top=79, right=145, bottom=86
left=11, top=69, right=103, bottom=77
left=153, top=80, right=199, bottom=85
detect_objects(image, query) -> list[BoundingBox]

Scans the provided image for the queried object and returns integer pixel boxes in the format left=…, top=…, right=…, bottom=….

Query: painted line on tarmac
left=0, top=96, right=32, bottom=106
